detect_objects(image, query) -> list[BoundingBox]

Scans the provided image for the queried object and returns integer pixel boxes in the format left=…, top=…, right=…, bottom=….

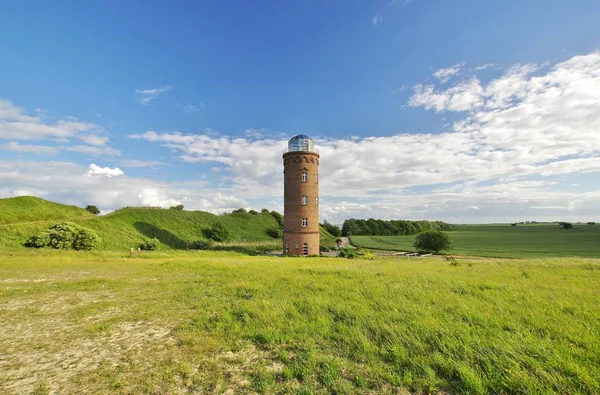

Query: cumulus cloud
left=135, top=86, right=172, bottom=105
left=87, top=164, right=124, bottom=177
left=0, top=99, right=116, bottom=155
left=433, top=63, right=464, bottom=83
left=2, top=142, right=60, bottom=154
left=125, top=51, right=600, bottom=222
left=3, top=52, right=600, bottom=224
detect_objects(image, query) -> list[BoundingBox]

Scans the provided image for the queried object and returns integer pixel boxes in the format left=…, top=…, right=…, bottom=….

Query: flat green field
left=351, top=223, right=600, bottom=258
left=1, top=250, right=599, bottom=393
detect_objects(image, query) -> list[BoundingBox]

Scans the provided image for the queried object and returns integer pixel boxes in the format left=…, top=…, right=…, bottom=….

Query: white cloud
left=120, top=159, right=166, bottom=168
left=178, top=102, right=205, bottom=114
left=3, top=52, right=600, bottom=224
left=372, top=14, right=383, bottom=26
left=87, top=164, right=124, bottom=177
left=433, top=63, right=464, bottom=83
left=137, top=188, right=181, bottom=207
left=2, top=142, right=60, bottom=154
left=135, top=85, right=172, bottom=105
left=66, top=145, right=120, bottom=156
left=475, top=63, right=497, bottom=71
left=79, top=134, right=109, bottom=146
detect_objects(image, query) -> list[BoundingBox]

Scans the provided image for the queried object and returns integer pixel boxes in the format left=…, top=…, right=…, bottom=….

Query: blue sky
left=1, top=0, right=600, bottom=223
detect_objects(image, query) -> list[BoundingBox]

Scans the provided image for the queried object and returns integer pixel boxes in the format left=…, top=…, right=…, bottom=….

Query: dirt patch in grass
left=0, top=321, right=173, bottom=394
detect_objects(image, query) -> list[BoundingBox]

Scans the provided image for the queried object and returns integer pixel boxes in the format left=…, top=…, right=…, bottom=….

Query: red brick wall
left=283, top=151, right=320, bottom=255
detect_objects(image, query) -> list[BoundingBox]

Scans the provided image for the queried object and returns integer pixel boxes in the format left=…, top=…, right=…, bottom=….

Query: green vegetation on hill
left=1, top=251, right=598, bottom=393
left=0, top=197, right=337, bottom=252
left=0, top=196, right=93, bottom=225
left=351, top=223, right=600, bottom=258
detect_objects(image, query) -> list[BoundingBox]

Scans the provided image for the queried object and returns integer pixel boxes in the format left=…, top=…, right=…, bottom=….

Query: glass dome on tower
left=285, top=134, right=318, bottom=153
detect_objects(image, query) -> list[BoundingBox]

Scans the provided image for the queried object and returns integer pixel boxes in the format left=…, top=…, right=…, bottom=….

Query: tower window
left=302, top=218, right=307, bottom=227
left=301, top=196, right=307, bottom=205
left=316, top=196, right=319, bottom=206
left=303, top=243, right=308, bottom=255
left=295, top=243, right=299, bottom=249
left=302, top=172, right=308, bottom=182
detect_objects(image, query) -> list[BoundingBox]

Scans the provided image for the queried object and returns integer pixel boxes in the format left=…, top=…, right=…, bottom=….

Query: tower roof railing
left=283, top=147, right=320, bottom=154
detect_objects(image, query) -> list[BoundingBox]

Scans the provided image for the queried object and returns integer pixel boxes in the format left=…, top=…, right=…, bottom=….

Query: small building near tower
left=282, top=135, right=320, bottom=255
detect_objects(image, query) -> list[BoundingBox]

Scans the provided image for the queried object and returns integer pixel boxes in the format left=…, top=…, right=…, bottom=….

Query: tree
left=170, top=204, right=184, bottom=210
left=210, top=221, right=230, bottom=242
left=231, top=208, right=247, bottom=214
left=322, top=220, right=341, bottom=237
left=249, top=209, right=258, bottom=215
left=85, top=205, right=100, bottom=215
left=562, top=222, right=573, bottom=229
left=413, top=230, right=453, bottom=254
left=26, top=222, right=100, bottom=250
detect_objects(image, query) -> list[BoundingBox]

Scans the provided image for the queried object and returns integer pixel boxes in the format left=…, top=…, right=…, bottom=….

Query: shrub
left=26, top=222, right=100, bottom=250
left=261, top=208, right=270, bottom=214
left=562, top=222, right=573, bottom=229
left=189, top=240, right=213, bottom=250
left=266, top=228, right=283, bottom=238
left=210, top=222, right=230, bottom=242
left=588, top=222, right=596, bottom=225
left=231, top=208, right=247, bottom=214
left=414, top=230, right=453, bottom=254
left=85, top=205, right=100, bottom=215
left=339, top=248, right=358, bottom=259
left=140, top=237, right=160, bottom=251
left=249, top=209, right=258, bottom=215
left=170, top=204, right=184, bottom=210
left=270, top=211, right=284, bottom=228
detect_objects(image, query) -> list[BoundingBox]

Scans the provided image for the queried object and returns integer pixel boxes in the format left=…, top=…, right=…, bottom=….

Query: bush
left=588, top=222, right=596, bottom=225
left=562, top=222, right=573, bottom=229
left=339, top=248, right=359, bottom=259
left=189, top=240, right=213, bottom=250
left=170, top=204, right=184, bottom=210
left=414, top=230, right=453, bottom=254
left=85, top=205, right=100, bottom=215
left=140, top=237, right=160, bottom=251
left=231, top=208, right=247, bottom=214
left=266, top=228, right=283, bottom=238
left=249, top=209, right=258, bottom=215
left=270, top=211, right=284, bottom=228
left=210, top=222, right=230, bottom=242
left=26, top=222, right=100, bottom=250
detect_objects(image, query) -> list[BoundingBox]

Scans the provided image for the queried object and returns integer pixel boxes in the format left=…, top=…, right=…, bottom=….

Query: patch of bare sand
left=0, top=321, right=174, bottom=394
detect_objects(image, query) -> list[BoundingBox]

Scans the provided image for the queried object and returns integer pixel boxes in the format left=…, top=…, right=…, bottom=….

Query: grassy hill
left=0, top=196, right=93, bottom=225
left=350, top=223, right=600, bottom=258
left=0, top=197, right=336, bottom=252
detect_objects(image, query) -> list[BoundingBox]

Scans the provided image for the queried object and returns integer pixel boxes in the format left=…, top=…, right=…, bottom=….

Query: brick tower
left=283, top=135, right=320, bottom=256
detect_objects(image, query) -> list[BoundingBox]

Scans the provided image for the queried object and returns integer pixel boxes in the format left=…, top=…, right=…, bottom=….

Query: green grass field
left=351, top=223, right=600, bottom=258
left=1, top=250, right=599, bottom=394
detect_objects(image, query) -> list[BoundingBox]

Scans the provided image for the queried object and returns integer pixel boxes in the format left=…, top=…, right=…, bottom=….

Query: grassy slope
left=351, top=223, right=600, bottom=258
left=1, top=251, right=598, bottom=394
left=0, top=196, right=93, bottom=225
left=0, top=197, right=336, bottom=251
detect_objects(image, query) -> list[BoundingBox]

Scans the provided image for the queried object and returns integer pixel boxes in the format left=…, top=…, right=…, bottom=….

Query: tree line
left=341, top=218, right=453, bottom=236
